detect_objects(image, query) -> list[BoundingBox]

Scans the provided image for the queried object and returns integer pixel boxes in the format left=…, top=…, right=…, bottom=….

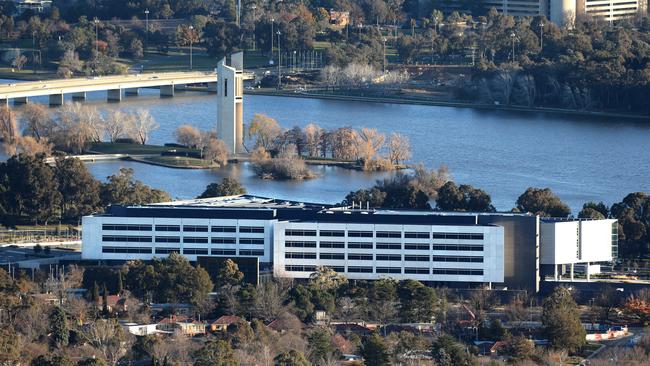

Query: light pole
left=144, top=9, right=149, bottom=55
left=188, top=25, right=194, bottom=70
left=270, top=18, right=275, bottom=65
left=539, top=22, right=544, bottom=52
left=293, top=50, right=296, bottom=72
left=382, top=37, right=387, bottom=73
left=277, top=30, right=281, bottom=89
left=510, top=32, right=516, bottom=62
left=94, top=17, right=99, bottom=54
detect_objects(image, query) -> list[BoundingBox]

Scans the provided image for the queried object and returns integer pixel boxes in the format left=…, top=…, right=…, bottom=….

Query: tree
left=0, top=106, right=19, bottom=155
left=578, top=201, right=608, bottom=219
left=247, top=114, right=282, bottom=151
left=542, top=287, right=585, bottom=352
left=194, top=339, right=237, bottom=366
left=504, top=335, right=535, bottom=362
left=127, top=109, right=158, bottom=144
left=174, top=124, right=202, bottom=148
left=388, top=132, right=411, bottom=165
left=16, top=136, right=53, bottom=157
left=303, top=123, right=324, bottom=157
left=0, top=154, right=62, bottom=224
left=274, top=349, right=311, bottom=366
left=56, top=102, right=101, bottom=153
left=368, top=278, right=399, bottom=328
left=0, top=328, right=22, bottom=366
left=11, top=54, right=28, bottom=70
left=54, top=157, right=101, bottom=219
left=203, top=138, right=229, bottom=166
left=398, top=280, right=437, bottom=323
left=100, top=168, right=170, bottom=206
left=431, top=334, right=476, bottom=366
left=79, top=319, right=131, bottom=366
left=253, top=281, right=286, bottom=322
left=307, top=327, right=335, bottom=364
left=357, top=127, right=386, bottom=165
left=21, top=103, right=52, bottom=140
left=516, top=187, right=571, bottom=217
left=198, top=177, right=246, bottom=198
left=361, top=334, right=390, bottom=366
left=436, top=181, right=495, bottom=212
left=50, top=306, right=69, bottom=348
left=58, top=50, right=83, bottom=78
left=309, top=266, right=347, bottom=292
left=203, top=20, right=241, bottom=58
left=216, top=258, right=244, bottom=288
left=103, top=110, right=131, bottom=142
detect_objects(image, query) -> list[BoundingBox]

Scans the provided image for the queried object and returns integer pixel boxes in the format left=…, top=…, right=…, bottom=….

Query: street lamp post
left=510, top=32, right=516, bottom=62
left=539, top=22, right=544, bottom=52
left=277, top=30, right=281, bottom=89
left=94, top=17, right=99, bottom=54
left=270, top=18, right=275, bottom=64
left=189, top=25, right=194, bottom=70
left=144, top=9, right=149, bottom=55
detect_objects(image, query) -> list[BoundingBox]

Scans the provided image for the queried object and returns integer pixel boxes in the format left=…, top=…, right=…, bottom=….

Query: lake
left=5, top=83, right=650, bottom=212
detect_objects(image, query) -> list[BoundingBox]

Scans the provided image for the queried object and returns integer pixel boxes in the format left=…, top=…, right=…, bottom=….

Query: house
left=156, top=315, right=189, bottom=333
left=210, top=315, right=245, bottom=332
left=96, top=295, right=127, bottom=313
left=328, top=10, right=349, bottom=28
left=176, top=321, right=207, bottom=336
left=332, top=323, right=373, bottom=336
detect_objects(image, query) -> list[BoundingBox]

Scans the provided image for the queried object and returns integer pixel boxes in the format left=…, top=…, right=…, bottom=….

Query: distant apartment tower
left=426, top=0, right=646, bottom=25
left=216, top=52, right=244, bottom=155
left=14, top=0, right=52, bottom=13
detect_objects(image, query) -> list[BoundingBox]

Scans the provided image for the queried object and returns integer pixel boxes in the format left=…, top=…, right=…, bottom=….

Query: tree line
left=0, top=154, right=169, bottom=225
left=0, top=103, right=159, bottom=155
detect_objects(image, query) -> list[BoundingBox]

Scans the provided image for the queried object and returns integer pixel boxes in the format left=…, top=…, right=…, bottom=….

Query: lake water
left=5, top=82, right=650, bottom=212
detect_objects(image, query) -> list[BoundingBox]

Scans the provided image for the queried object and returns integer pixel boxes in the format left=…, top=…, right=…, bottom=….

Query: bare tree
left=151, top=331, right=195, bottom=365
left=58, top=50, right=83, bottom=78
left=174, top=124, right=202, bottom=148
left=357, top=127, right=386, bottom=164
left=204, top=138, right=229, bottom=166
left=253, top=281, right=285, bottom=322
left=16, top=136, right=53, bottom=156
left=21, top=103, right=51, bottom=140
left=388, top=132, right=411, bottom=165
left=0, top=106, right=19, bottom=155
left=303, top=123, right=323, bottom=158
left=103, top=110, right=131, bottom=143
left=79, top=319, right=133, bottom=366
left=57, top=102, right=96, bottom=153
left=247, top=114, right=283, bottom=151
left=127, top=109, right=159, bottom=144
left=329, top=127, right=359, bottom=160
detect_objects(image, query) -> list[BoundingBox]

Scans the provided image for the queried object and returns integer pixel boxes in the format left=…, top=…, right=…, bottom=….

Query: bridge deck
left=0, top=71, right=252, bottom=100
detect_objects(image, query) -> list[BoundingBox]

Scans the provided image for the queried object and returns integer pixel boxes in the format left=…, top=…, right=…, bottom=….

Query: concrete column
left=586, top=262, right=590, bottom=282
left=49, top=94, right=64, bottom=106
left=570, top=263, right=574, bottom=281
left=72, top=92, right=86, bottom=100
left=160, top=85, right=174, bottom=97
left=554, top=264, right=558, bottom=281
left=174, top=84, right=187, bottom=91
left=13, top=97, right=28, bottom=105
left=207, top=82, right=218, bottom=93
left=125, top=88, right=139, bottom=96
left=107, top=89, right=122, bottom=102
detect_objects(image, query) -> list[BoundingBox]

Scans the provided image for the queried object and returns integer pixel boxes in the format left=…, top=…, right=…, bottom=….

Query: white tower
left=217, top=52, right=244, bottom=155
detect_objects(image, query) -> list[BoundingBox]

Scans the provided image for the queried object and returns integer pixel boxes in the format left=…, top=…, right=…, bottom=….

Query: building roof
left=211, top=315, right=245, bottom=326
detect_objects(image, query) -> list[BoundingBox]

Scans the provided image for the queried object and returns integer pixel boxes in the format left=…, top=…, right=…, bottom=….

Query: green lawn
left=141, top=155, right=214, bottom=168
left=88, top=142, right=198, bottom=155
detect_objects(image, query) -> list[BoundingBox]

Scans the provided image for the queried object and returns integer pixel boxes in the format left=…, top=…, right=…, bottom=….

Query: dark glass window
left=155, top=225, right=180, bottom=232
left=376, top=267, right=401, bottom=274
left=240, top=249, right=264, bottom=256
left=239, top=238, right=265, bottom=245
left=285, top=241, right=316, bottom=248
left=405, top=267, right=430, bottom=274
left=405, top=255, right=430, bottom=262
left=376, top=243, right=401, bottom=250
left=102, top=235, right=151, bottom=243
left=239, top=226, right=264, bottom=233
left=347, top=242, right=373, bottom=249
left=102, top=246, right=151, bottom=254
left=103, top=224, right=152, bottom=231
left=319, top=241, right=345, bottom=248
left=155, top=236, right=180, bottom=243
left=184, top=237, right=208, bottom=243
left=405, top=232, right=430, bottom=239
left=286, top=229, right=317, bottom=236
left=320, top=230, right=345, bottom=237
left=183, top=248, right=208, bottom=255
left=211, top=237, right=236, bottom=244
left=183, top=225, right=208, bottom=232
left=348, top=253, right=373, bottom=260
left=211, top=249, right=236, bottom=255
left=376, top=254, right=401, bottom=261
left=405, top=244, right=430, bottom=250
left=348, top=231, right=373, bottom=238
left=319, top=253, right=345, bottom=260
left=347, top=266, right=373, bottom=273
left=376, top=231, right=401, bottom=238
left=155, top=248, right=180, bottom=254
left=285, top=265, right=316, bottom=272
left=212, top=226, right=236, bottom=232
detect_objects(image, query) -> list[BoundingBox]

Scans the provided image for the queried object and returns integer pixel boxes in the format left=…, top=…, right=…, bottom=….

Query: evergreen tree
left=117, top=271, right=123, bottom=295
left=361, top=334, right=390, bottom=366
left=274, top=350, right=311, bottom=366
left=193, top=339, right=237, bottom=366
left=49, top=306, right=69, bottom=348
left=91, top=281, right=100, bottom=303
left=542, top=287, right=586, bottom=352
left=197, top=177, right=246, bottom=198
left=102, top=284, right=109, bottom=315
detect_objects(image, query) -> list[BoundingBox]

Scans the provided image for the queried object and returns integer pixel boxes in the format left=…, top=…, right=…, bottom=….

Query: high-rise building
left=216, top=52, right=244, bottom=155
left=426, top=0, right=647, bottom=26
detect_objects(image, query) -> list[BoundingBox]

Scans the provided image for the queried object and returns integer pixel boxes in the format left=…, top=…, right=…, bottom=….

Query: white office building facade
left=81, top=196, right=617, bottom=291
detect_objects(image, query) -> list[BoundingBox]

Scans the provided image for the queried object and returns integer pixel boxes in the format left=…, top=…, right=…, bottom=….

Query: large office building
left=81, top=195, right=617, bottom=292
left=426, top=0, right=647, bottom=26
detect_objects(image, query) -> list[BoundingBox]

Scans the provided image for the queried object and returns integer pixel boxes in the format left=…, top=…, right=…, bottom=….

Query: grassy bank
left=130, top=155, right=215, bottom=169
left=88, top=142, right=198, bottom=155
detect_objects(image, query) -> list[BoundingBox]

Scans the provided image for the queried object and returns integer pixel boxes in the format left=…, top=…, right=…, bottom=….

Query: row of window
left=102, top=246, right=264, bottom=257
left=283, top=265, right=484, bottom=276
left=285, top=252, right=483, bottom=262
left=102, top=224, right=264, bottom=233
left=285, top=241, right=484, bottom=252
left=102, top=235, right=263, bottom=245
left=285, top=229, right=484, bottom=240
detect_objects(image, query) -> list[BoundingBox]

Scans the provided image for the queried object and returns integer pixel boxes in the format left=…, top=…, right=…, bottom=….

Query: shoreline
left=245, top=90, right=650, bottom=121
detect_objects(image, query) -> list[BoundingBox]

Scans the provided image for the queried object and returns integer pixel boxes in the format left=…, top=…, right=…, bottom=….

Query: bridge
left=0, top=71, right=255, bottom=106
